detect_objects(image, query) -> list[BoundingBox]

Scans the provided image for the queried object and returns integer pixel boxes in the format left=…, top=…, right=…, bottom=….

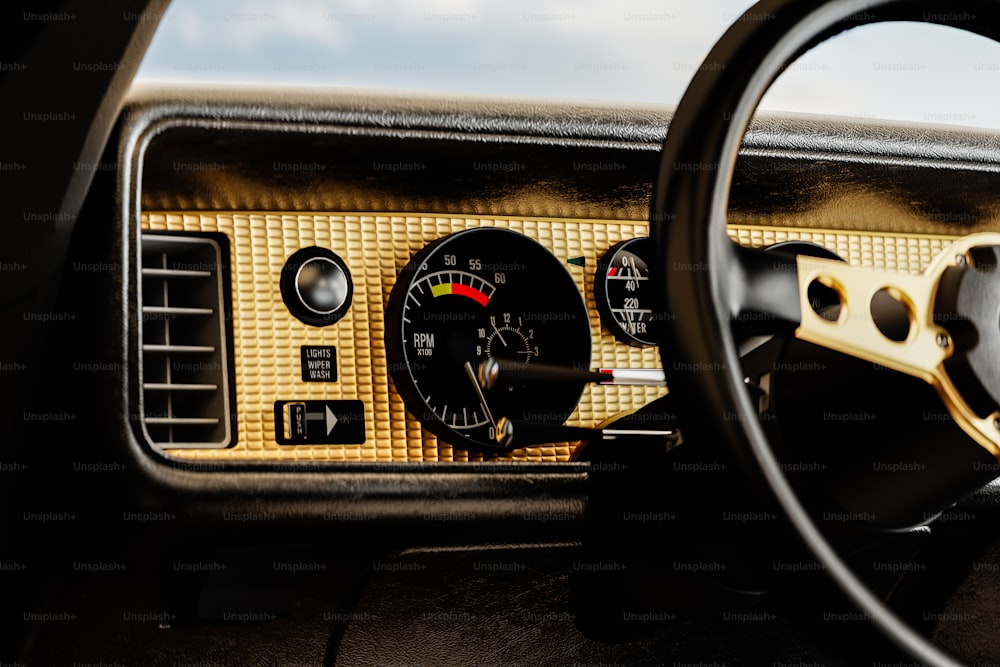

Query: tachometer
left=385, top=228, right=591, bottom=450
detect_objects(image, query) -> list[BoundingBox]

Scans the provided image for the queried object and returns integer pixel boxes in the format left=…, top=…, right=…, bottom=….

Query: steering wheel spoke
left=794, top=235, right=1000, bottom=460
left=794, top=254, right=946, bottom=380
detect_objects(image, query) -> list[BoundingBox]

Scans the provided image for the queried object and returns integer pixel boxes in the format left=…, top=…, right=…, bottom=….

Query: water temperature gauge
left=595, top=237, right=656, bottom=346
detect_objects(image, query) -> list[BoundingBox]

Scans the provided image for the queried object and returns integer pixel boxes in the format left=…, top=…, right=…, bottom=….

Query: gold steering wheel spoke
left=794, top=233, right=1000, bottom=460
left=794, top=255, right=947, bottom=381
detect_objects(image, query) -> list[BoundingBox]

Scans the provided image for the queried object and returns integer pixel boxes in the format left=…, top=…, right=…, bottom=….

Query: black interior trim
left=101, top=85, right=1000, bottom=528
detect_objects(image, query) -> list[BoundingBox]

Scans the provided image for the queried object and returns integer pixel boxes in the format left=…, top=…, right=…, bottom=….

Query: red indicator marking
left=451, top=283, right=490, bottom=306
left=608, top=267, right=619, bottom=277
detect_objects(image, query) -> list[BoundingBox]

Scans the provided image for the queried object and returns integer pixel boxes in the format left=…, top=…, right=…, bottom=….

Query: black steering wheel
left=653, top=0, right=1000, bottom=664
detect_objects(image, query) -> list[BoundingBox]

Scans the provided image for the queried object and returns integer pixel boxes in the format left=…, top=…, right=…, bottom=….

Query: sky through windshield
left=137, top=0, right=1000, bottom=129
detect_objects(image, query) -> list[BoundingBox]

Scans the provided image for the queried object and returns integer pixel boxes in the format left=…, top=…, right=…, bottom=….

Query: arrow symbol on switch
left=325, top=406, right=338, bottom=435
left=305, top=407, right=339, bottom=435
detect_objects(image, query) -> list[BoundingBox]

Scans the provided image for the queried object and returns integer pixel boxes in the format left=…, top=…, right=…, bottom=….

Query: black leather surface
left=331, top=545, right=826, bottom=666
left=131, top=85, right=1000, bottom=236
left=23, top=538, right=365, bottom=666
left=933, top=540, right=1000, bottom=662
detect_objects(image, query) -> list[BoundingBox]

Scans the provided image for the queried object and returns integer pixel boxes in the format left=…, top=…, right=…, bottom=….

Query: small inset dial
left=596, top=238, right=655, bottom=346
left=486, top=325, right=534, bottom=362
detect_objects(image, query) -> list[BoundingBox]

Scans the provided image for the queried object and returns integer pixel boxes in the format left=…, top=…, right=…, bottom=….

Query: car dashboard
left=123, top=85, right=1000, bottom=467
left=7, top=81, right=1000, bottom=665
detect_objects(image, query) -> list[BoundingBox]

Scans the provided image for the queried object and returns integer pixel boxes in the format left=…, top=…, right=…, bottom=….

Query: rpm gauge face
left=385, top=228, right=591, bottom=450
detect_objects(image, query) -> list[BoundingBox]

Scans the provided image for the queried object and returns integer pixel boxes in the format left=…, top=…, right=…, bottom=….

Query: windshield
left=136, top=0, right=1000, bottom=129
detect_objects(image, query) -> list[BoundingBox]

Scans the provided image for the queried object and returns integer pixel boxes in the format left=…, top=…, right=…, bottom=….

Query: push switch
left=274, top=400, right=365, bottom=444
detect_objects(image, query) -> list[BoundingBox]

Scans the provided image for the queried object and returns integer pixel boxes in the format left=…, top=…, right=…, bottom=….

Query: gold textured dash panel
left=728, top=227, right=956, bottom=274
left=141, top=213, right=664, bottom=463
left=139, top=213, right=958, bottom=464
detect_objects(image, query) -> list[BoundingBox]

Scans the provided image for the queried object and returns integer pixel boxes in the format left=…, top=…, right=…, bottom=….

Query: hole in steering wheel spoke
left=807, top=277, right=844, bottom=322
left=967, top=247, right=999, bottom=272
left=870, top=287, right=914, bottom=343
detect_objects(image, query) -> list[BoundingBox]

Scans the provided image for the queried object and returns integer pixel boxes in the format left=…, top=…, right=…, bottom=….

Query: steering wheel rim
left=651, top=1, right=1000, bottom=664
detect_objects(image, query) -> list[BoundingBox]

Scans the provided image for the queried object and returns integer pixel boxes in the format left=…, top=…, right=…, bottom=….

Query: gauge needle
left=492, top=323, right=507, bottom=346
left=464, top=361, right=497, bottom=428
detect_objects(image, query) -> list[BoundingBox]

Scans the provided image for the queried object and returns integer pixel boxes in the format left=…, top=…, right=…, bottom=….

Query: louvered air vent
left=140, top=234, right=234, bottom=448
